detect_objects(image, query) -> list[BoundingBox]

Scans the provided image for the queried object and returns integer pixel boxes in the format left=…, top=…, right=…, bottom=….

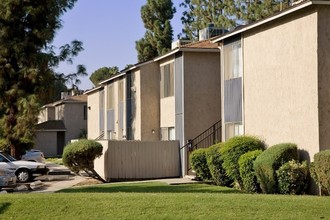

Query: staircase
left=181, top=120, right=222, bottom=175
left=95, top=131, right=104, bottom=140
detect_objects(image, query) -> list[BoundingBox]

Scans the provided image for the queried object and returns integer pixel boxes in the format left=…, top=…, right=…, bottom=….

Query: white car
left=0, top=151, right=48, bottom=183
left=21, top=150, right=46, bottom=163
left=0, top=168, right=16, bottom=189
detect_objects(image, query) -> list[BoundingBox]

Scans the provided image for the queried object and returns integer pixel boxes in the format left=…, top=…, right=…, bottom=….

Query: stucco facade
left=216, top=2, right=330, bottom=161
left=35, top=95, right=87, bottom=156
left=244, top=6, right=319, bottom=158
left=317, top=6, right=330, bottom=152
left=86, top=87, right=104, bottom=139
left=89, top=61, right=161, bottom=142
left=184, top=52, right=221, bottom=141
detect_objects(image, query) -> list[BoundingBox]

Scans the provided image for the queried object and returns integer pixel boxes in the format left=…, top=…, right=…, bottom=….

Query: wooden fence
left=94, top=140, right=181, bottom=181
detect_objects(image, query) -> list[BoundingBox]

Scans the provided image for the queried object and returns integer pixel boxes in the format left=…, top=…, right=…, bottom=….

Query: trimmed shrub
left=311, top=150, right=330, bottom=195
left=220, top=136, right=265, bottom=189
left=276, top=160, right=308, bottom=195
left=63, top=139, right=106, bottom=182
left=254, top=143, right=298, bottom=194
left=238, top=150, right=263, bottom=193
left=205, top=143, right=232, bottom=186
left=190, top=148, right=212, bottom=180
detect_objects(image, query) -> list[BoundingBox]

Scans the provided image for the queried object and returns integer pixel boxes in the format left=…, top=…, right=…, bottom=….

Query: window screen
left=161, top=62, right=174, bottom=98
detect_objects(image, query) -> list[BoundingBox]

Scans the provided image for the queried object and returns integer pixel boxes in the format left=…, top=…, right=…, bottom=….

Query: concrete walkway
left=27, top=163, right=200, bottom=193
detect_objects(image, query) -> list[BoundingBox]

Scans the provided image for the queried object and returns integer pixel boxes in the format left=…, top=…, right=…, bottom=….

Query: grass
left=0, top=182, right=329, bottom=219
left=45, top=157, right=63, bottom=165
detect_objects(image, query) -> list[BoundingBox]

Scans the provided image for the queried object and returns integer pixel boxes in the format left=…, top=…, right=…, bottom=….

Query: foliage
left=179, top=0, right=236, bottom=40
left=0, top=138, right=10, bottom=152
left=136, top=0, right=176, bottom=62
left=190, top=148, right=212, bottom=180
left=0, top=0, right=79, bottom=158
left=45, top=157, right=63, bottom=165
left=311, top=150, right=330, bottom=195
left=89, top=66, right=119, bottom=86
left=238, top=149, right=263, bottom=193
left=62, top=139, right=106, bottom=182
left=276, top=160, right=308, bottom=195
left=205, top=143, right=232, bottom=186
left=56, top=64, right=87, bottom=91
left=220, top=136, right=265, bottom=189
left=179, top=0, right=294, bottom=40
left=235, top=0, right=293, bottom=24
left=254, top=143, right=298, bottom=194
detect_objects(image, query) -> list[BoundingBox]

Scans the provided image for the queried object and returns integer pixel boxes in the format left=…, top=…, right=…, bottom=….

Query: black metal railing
left=95, top=131, right=104, bottom=140
left=181, top=120, right=222, bottom=175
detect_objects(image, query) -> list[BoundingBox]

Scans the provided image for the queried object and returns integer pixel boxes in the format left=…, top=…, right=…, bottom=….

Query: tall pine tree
left=136, top=0, right=176, bottom=62
left=180, top=0, right=296, bottom=40
left=180, top=0, right=236, bottom=40
left=0, top=0, right=79, bottom=157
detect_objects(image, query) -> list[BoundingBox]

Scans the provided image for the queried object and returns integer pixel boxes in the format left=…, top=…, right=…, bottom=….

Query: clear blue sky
left=52, top=0, right=184, bottom=90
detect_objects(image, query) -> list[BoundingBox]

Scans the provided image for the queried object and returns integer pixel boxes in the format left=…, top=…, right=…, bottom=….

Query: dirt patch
left=74, top=178, right=103, bottom=186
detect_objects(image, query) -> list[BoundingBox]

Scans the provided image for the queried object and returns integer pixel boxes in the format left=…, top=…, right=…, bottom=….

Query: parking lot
left=1, top=163, right=87, bottom=193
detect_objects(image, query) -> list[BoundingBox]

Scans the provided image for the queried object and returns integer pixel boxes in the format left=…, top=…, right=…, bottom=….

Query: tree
left=0, top=0, right=78, bottom=158
left=180, top=0, right=236, bottom=40
left=136, top=0, right=176, bottom=62
left=179, top=0, right=295, bottom=40
left=89, top=66, right=119, bottom=86
left=63, top=139, right=107, bottom=183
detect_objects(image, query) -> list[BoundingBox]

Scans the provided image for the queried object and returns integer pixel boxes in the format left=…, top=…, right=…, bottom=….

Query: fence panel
left=94, top=140, right=180, bottom=181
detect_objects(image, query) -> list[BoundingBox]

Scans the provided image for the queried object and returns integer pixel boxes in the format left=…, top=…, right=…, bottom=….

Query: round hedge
left=63, top=139, right=103, bottom=174
left=220, top=136, right=265, bottom=189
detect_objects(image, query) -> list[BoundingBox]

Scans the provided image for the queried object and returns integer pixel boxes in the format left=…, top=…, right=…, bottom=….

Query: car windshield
left=1, top=152, right=16, bottom=162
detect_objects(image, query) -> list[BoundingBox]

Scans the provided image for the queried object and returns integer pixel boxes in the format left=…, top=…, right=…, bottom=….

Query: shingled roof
left=180, top=38, right=219, bottom=49
left=35, top=120, right=66, bottom=131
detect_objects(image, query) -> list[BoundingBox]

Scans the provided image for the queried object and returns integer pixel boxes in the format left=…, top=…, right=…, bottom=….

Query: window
left=83, top=105, right=87, bottom=120
left=118, top=80, right=124, bottom=102
left=168, top=127, right=175, bottom=140
left=161, top=127, right=175, bottom=140
left=107, top=84, right=114, bottom=110
left=223, top=38, right=244, bottom=139
left=160, top=63, right=174, bottom=98
left=225, top=123, right=244, bottom=140
left=224, top=41, right=242, bottom=80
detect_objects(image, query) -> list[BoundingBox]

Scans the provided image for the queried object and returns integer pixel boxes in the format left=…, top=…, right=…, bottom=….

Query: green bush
left=205, top=143, right=232, bottom=186
left=0, top=138, right=10, bottom=152
left=276, top=160, right=308, bottom=195
left=220, top=136, right=265, bottom=189
left=238, top=150, right=263, bottom=193
left=254, top=143, right=298, bottom=194
left=190, top=148, right=211, bottom=180
left=63, top=139, right=106, bottom=182
left=311, top=150, right=330, bottom=195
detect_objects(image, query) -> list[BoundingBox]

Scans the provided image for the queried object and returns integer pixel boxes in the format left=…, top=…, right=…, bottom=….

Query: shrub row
left=254, top=143, right=299, bottom=194
left=190, top=136, right=312, bottom=195
left=310, top=150, right=330, bottom=195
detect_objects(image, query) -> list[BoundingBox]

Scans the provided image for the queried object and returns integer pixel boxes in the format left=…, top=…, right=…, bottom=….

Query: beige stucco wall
left=87, top=89, right=102, bottom=139
left=63, top=102, right=87, bottom=145
left=35, top=131, right=58, bottom=156
left=140, top=62, right=161, bottom=141
left=317, top=6, right=330, bottom=152
left=184, top=51, right=221, bottom=140
left=38, top=107, right=55, bottom=123
left=243, top=7, right=319, bottom=159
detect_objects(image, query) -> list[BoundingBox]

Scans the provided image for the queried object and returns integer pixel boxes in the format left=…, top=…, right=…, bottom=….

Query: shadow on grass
left=0, top=203, right=11, bottom=214
left=58, top=182, right=242, bottom=194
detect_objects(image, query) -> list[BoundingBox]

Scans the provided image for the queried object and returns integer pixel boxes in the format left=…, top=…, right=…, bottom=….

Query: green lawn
left=0, top=182, right=329, bottom=219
